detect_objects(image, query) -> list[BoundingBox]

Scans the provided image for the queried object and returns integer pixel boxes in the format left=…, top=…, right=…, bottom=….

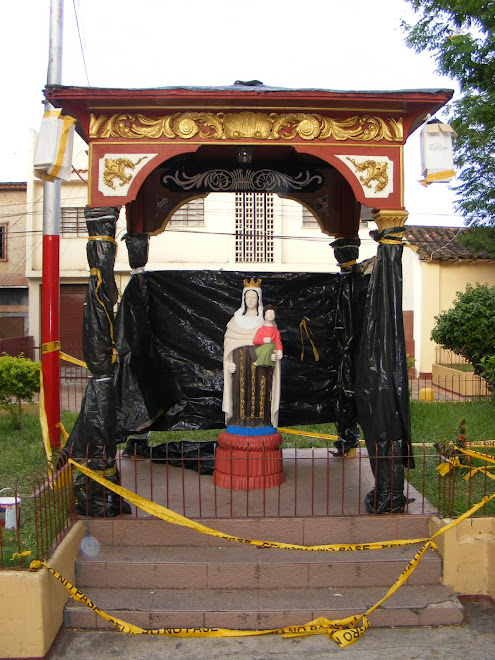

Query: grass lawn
left=0, top=411, right=78, bottom=569
left=1, top=402, right=494, bottom=568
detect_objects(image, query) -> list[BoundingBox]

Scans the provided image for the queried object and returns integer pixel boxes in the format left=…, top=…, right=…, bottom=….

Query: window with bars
left=168, top=198, right=205, bottom=226
left=0, top=226, right=6, bottom=260
left=235, top=193, right=274, bottom=263
left=61, top=207, right=87, bottom=236
left=302, top=206, right=319, bottom=227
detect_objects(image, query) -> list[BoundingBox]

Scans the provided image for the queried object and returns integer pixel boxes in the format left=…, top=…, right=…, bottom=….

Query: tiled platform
left=116, top=448, right=435, bottom=519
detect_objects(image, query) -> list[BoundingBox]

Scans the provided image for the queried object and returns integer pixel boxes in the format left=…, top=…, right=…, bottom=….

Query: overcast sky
left=1, top=0, right=463, bottom=225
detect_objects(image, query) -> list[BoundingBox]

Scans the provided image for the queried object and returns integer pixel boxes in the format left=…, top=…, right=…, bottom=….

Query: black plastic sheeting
left=353, top=228, right=414, bottom=514
left=123, top=233, right=149, bottom=270
left=113, top=271, right=343, bottom=438
left=150, top=441, right=216, bottom=474
left=68, top=208, right=130, bottom=517
left=331, top=238, right=362, bottom=455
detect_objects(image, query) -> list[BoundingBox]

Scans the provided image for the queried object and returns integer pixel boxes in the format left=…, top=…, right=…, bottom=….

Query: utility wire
left=72, top=0, right=90, bottom=87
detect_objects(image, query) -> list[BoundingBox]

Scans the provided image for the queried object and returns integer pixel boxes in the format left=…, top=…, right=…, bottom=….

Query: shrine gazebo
left=44, top=82, right=453, bottom=514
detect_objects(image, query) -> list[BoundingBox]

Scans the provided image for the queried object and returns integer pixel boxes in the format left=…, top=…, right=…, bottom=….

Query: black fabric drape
left=113, top=271, right=341, bottom=437
left=353, top=228, right=414, bottom=514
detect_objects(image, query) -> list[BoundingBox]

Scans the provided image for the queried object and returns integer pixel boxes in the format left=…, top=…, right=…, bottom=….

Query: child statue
left=253, top=305, right=283, bottom=367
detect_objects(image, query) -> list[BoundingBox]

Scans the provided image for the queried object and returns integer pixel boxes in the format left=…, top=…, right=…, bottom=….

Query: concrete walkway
left=48, top=600, right=494, bottom=659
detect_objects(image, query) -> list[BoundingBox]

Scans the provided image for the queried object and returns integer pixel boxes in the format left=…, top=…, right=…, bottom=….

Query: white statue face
left=264, top=309, right=276, bottom=322
left=244, top=290, right=258, bottom=310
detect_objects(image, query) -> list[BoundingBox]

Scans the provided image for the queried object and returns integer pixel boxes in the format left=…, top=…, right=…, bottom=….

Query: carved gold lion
left=347, top=158, right=389, bottom=193
left=103, top=156, right=147, bottom=190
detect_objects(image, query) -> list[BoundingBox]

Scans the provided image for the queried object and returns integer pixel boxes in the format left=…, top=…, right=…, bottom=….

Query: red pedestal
left=213, top=431, right=285, bottom=490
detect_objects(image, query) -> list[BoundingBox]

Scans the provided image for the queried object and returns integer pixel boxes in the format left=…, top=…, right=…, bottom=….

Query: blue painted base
left=226, top=425, right=277, bottom=437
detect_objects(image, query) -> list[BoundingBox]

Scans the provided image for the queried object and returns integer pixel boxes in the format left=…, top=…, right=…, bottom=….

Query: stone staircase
left=64, top=516, right=464, bottom=631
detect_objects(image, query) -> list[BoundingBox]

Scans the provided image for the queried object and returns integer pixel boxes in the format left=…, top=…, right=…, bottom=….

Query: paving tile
left=205, top=610, right=312, bottom=631
left=76, top=560, right=107, bottom=587
left=258, top=587, right=367, bottom=612
left=419, top=601, right=464, bottom=626
left=150, top=588, right=259, bottom=612
left=302, top=517, right=354, bottom=545
left=64, top=606, right=97, bottom=629
left=367, top=607, right=420, bottom=627
left=148, top=611, right=205, bottom=629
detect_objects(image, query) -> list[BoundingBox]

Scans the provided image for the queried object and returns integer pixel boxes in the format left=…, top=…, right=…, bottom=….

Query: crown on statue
left=243, top=277, right=262, bottom=288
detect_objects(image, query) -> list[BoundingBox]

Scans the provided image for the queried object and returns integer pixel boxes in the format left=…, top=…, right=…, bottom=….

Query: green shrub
left=0, top=355, right=41, bottom=429
left=431, top=283, right=495, bottom=389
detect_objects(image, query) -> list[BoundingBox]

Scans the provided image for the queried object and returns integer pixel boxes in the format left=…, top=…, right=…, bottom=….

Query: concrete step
left=83, top=515, right=433, bottom=548
left=64, top=584, right=464, bottom=631
left=68, top=517, right=463, bottom=632
left=76, top=543, right=442, bottom=590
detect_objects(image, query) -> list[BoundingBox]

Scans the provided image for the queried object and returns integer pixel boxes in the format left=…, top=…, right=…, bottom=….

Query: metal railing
left=0, top=454, right=76, bottom=569
left=69, top=440, right=494, bottom=521
left=3, top=440, right=493, bottom=570
left=410, top=374, right=491, bottom=401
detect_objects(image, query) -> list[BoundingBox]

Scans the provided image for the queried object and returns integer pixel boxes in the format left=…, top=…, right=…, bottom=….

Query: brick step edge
left=82, top=516, right=433, bottom=548
left=65, top=585, right=464, bottom=631
left=75, top=553, right=442, bottom=590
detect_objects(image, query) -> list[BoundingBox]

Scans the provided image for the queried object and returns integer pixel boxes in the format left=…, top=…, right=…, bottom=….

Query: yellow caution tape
left=34, top=462, right=494, bottom=648
left=88, top=235, right=118, bottom=247
left=57, top=422, right=69, bottom=445
left=420, top=170, right=456, bottom=186
left=437, top=443, right=495, bottom=480
left=431, top=493, right=495, bottom=538
left=463, top=466, right=495, bottom=482
left=278, top=427, right=339, bottom=442
left=39, top=371, right=72, bottom=488
left=11, top=551, right=31, bottom=561
left=26, top=558, right=366, bottom=645
left=39, top=369, right=52, bottom=462
left=278, top=428, right=434, bottom=448
left=41, top=340, right=61, bottom=354
left=457, top=446, right=495, bottom=464
left=60, top=351, right=88, bottom=369
left=68, top=459, right=428, bottom=552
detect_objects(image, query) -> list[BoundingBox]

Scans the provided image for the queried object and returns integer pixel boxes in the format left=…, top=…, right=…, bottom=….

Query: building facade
left=0, top=181, right=29, bottom=339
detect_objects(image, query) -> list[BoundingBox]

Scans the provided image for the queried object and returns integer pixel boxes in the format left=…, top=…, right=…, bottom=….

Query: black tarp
left=67, top=208, right=130, bottom=516
left=331, top=237, right=361, bottom=455
left=353, top=228, right=414, bottom=514
left=113, top=271, right=344, bottom=438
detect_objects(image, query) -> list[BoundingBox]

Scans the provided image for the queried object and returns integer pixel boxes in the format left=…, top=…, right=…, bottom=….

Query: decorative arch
left=125, top=146, right=361, bottom=238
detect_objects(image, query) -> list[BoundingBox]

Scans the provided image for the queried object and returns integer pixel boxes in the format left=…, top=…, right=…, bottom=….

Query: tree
left=402, top=1, right=495, bottom=227
left=431, top=283, right=495, bottom=390
left=0, top=355, right=41, bottom=429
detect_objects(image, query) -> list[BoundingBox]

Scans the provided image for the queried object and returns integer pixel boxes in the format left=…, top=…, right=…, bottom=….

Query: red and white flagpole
left=42, top=0, right=63, bottom=449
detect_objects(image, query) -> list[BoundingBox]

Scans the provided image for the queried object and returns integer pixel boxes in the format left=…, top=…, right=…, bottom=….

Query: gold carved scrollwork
left=90, top=112, right=403, bottom=142
left=347, top=158, right=389, bottom=193
left=223, top=111, right=273, bottom=139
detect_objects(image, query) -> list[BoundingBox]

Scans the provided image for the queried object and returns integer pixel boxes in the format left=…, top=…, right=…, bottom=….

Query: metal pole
left=42, top=0, right=63, bottom=449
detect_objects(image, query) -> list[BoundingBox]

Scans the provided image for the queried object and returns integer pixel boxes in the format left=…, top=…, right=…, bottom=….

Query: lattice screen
left=235, top=193, right=274, bottom=263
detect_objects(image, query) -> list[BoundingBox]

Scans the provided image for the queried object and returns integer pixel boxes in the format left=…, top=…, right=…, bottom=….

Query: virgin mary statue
left=222, top=279, right=282, bottom=430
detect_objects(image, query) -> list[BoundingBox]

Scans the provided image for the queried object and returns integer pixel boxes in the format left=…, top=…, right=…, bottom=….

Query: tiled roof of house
left=402, top=226, right=494, bottom=261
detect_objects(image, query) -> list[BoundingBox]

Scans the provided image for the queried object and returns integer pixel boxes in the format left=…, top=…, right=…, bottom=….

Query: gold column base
left=372, top=209, right=408, bottom=234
